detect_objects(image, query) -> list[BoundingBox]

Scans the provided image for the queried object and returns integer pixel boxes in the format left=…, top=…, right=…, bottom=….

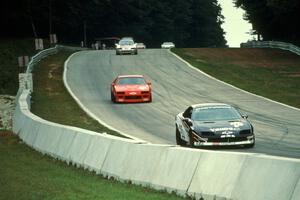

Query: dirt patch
left=48, top=64, right=60, bottom=79
left=0, top=95, right=15, bottom=130
left=0, top=130, right=13, bottom=137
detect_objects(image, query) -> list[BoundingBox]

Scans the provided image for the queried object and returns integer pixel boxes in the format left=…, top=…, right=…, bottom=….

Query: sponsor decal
left=221, top=134, right=235, bottom=138
left=210, top=127, right=234, bottom=132
left=220, top=130, right=235, bottom=138
left=221, top=130, right=234, bottom=135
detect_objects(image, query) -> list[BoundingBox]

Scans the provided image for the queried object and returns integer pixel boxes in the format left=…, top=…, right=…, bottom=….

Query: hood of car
left=114, top=84, right=149, bottom=92
left=192, top=119, right=251, bottom=135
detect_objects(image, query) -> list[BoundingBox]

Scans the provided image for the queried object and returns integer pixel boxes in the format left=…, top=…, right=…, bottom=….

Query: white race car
left=116, top=38, right=138, bottom=55
left=161, top=42, right=175, bottom=49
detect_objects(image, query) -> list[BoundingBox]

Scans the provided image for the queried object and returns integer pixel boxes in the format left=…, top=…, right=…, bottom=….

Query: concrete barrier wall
left=12, top=46, right=300, bottom=200
left=13, top=90, right=300, bottom=200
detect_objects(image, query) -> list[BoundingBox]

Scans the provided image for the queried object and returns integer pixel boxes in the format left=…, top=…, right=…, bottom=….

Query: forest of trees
left=1, top=0, right=227, bottom=47
left=235, top=0, right=300, bottom=45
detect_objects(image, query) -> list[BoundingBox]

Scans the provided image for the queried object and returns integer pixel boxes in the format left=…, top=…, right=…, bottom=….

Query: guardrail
left=17, top=45, right=87, bottom=98
left=26, top=45, right=87, bottom=74
left=13, top=46, right=300, bottom=200
left=241, top=41, right=300, bottom=56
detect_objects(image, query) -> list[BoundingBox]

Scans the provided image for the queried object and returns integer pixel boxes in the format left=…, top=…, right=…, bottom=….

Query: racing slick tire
left=188, top=131, right=195, bottom=148
left=148, top=95, right=152, bottom=103
left=245, top=143, right=255, bottom=148
left=176, top=126, right=186, bottom=146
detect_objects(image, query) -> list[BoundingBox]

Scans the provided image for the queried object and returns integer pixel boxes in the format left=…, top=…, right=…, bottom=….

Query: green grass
left=30, top=50, right=123, bottom=137
left=0, top=131, right=184, bottom=200
left=172, top=48, right=300, bottom=108
left=0, top=38, right=51, bottom=95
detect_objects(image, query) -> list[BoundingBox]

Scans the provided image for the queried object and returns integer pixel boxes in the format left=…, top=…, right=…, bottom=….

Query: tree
left=188, top=0, right=226, bottom=47
left=235, top=0, right=300, bottom=45
left=1, top=0, right=227, bottom=47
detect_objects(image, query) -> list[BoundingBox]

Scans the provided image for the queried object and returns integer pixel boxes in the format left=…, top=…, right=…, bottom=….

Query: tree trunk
left=27, top=0, right=38, bottom=38
left=30, top=16, right=38, bottom=38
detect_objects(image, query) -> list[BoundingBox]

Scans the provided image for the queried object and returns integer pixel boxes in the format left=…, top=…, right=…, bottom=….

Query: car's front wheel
left=111, top=91, right=116, bottom=102
left=245, top=143, right=255, bottom=148
left=148, top=95, right=152, bottom=103
left=188, top=131, right=195, bottom=148
left=176, top=125, right=186, bottom=146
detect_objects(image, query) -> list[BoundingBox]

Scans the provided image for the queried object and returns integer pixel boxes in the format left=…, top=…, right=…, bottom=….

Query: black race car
left=175, top=103, right=255, bottom=148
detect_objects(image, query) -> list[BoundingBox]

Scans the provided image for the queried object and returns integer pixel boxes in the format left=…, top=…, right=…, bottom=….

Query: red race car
left=111, top=75, right=152, bottom=103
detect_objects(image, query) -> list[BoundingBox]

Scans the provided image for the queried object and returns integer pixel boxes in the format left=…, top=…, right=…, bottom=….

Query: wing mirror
left=184, top=118, right=193, bottom=126
left=242, top=114, right=248, bottom=119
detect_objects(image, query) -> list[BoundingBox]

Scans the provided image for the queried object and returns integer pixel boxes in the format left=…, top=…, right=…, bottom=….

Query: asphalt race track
left=66, top=49, right=300, bottom=158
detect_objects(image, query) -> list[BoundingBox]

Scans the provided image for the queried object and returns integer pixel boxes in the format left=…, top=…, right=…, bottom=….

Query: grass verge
left=0, top=38, right=51, bottom=95
left=0, top=38, right=35, bottom=95
left=172, top=48, right=300, bottom=108
left=30, top=50, right=123, bottom=137
left=0, top=131, right=184, bottom=200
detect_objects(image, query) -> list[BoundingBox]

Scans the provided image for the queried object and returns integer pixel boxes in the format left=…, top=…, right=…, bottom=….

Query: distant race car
left=115, top=38, right=138, bottom=55
left=136, top=43, right=146, bottom=49
left=161, top=42, right=175, bottom=49
left=111, top=75, right=152, bottom=103
left=175, top=103, right=255, bottom=148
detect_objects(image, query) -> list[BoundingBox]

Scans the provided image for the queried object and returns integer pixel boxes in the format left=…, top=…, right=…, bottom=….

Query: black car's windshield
left=191, top=106, right=241, bottom=121
left=116, top=77, right=146, bottom=85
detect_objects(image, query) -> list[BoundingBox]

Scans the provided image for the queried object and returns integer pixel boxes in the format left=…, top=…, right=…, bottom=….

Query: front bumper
left=116, top=48, right=137, bottom=54
left=115, top=92, right=151, bottom=103
left=193, top=135, right=255, bottom=147
left=193, top=139, right=254, bottom=146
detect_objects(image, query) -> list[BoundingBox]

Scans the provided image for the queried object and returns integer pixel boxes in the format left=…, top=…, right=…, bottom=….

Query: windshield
left=116, top=77, right=146, bottom=85
left=191, top=106, right=241, bottom=121
left=119, top=40, right=134, bottom=45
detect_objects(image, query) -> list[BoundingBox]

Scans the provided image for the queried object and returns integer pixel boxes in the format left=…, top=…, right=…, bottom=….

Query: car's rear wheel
left=176, top=126, right=186, bottom=146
